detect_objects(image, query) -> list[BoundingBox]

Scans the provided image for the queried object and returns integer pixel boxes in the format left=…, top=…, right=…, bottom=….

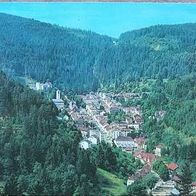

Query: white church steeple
left=56, top=90, right=61, bottom=100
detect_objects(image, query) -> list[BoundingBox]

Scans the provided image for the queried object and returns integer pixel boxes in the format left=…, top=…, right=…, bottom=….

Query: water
left=0, top=3, right=196, bottom=38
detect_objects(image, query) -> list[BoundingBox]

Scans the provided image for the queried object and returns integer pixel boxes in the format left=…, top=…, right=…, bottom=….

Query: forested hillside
left=0, top=71, right=99, bottom=195
left=0, top=71, right=143, bottom=195
left=119, top=74, right=196, bottom=181
left=0, top=13, right=195, bottom=92
left=0, top=13, right=113, bottom=92
left=0, top=12, right=196, bottom=195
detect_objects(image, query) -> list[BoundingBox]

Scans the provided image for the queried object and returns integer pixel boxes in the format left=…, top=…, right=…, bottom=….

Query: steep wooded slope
left=0, top=13, right=195, bottom=91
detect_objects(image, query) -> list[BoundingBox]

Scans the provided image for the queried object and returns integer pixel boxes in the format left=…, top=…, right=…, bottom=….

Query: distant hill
left=0, top=13, right=195, bottom=91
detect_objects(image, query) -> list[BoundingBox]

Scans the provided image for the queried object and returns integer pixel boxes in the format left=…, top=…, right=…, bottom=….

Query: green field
left=97, top=168, right=127, bottom=196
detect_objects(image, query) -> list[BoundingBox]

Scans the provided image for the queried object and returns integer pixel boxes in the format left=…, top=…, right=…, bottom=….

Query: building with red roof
left=167, top=163, right=178, bottom=177
left=167, top=163, right=178, bottom=171
left=134, top=151, right=156, bottom=165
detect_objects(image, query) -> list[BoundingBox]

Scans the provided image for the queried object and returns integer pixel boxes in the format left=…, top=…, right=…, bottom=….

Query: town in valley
left=28, top=79, right=194, bottom=196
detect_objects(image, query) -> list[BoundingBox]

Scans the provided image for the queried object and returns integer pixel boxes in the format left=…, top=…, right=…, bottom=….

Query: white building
left=52, top=90, right=64, bottom=111
left=79, top=140, right=92, bottom=150
left=155, top=144, right=164, bottom=157
left=88, top=135, right=98, bottom=145
left=56, top=90, right=61, bottom=100
left=35, top=82, right=44, bottom=91
left=114, top=136, right=136, bottom=151
left=112, top=130, right=120, bottom=139
left=89, top=129, right=102, bottom=142
left=127, top=177, right=134, bottom=187
left=129, top=124, right=140, bottom=130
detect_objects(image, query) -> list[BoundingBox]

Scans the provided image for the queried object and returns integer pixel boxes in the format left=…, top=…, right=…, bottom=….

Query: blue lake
left=0, top=3, right=196, bottom=37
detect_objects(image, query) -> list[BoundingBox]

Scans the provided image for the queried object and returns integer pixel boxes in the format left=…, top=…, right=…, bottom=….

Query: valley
left=0, top=11, right=195, bottom=196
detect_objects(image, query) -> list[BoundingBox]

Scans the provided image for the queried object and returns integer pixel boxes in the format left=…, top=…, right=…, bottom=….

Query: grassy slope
left=97, top=168, right=127, bottom=196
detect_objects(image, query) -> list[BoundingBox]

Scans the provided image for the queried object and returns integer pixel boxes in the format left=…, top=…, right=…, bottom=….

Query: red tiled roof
left=134, top=151, right=142, bottom=157
left=134, top=151, right=155, bottom=164
left=167, top=163, right=178, bottom=171
left=143, top=153, right=155, bottom=163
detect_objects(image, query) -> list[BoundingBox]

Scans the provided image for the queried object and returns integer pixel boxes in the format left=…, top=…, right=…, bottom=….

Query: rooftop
left=116, top=136, right=133, bottom=142
left=166, top=163, right=178, bottom=171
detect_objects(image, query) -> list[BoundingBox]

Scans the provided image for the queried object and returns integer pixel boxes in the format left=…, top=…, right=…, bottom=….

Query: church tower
left=56, top=90, right=61, bottom=100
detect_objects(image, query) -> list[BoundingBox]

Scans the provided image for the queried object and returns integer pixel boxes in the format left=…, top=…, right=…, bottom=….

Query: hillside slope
left=0, top=13, right=114, bottom=91
left=0, top=71, right=100, bottom=195
left=0, top=13, right=195, bottom=91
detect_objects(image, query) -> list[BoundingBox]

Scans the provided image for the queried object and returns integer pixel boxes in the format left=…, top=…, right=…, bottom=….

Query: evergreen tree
left=127, top=180, right=147, bottom=196
left=179, top=162, right=192, bottom=196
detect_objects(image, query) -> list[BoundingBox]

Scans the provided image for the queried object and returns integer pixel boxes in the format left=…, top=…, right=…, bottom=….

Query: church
left=52, top=90, right=64, bottom=111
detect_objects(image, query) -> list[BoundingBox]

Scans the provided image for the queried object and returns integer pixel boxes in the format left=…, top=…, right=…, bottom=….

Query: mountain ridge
left=0, top=12, right=195, bottom=92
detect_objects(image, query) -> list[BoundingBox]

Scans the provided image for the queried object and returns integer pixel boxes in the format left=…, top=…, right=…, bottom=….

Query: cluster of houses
left=127, top=143, right=196, bottom=196
left=84, top=92, right=143, bottom=141
left=51, top=91, right=195, bottom=196
left=127, top=148, right=182, bottom=196
left=65, top=92, right=144, bottom=148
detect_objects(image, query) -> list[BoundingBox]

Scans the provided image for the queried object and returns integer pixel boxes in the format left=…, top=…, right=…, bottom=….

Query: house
left=112, top=130, right=120, bottom=139
left=134, top=152, right=156, bottom=165
left=126, top=116, right=134, bottom=124
left=123, top=107, right=139, bottom=115
left=127, top=176, right=134, bottom=186
left=166, top=163, right=178, bottom=171
left=119, top=128, right=134, bottom=138
left=110, top=106, right=121, bottom=113
left=88, top=135, right=98, bottom=145
left=166, top=163, right=178, bottom=177
left=172, top=175, right=181, bottom=184
left=80, top=129, right=89, bottom=138
left=69, top=101, right=77, bottom=111
left=134, top=137, right=146, bottom=149
left=79, top=140, right=92, bottom=150
left=43, top=81, right=52, bottom=90
left=52, top=99, right=64, bottom=111
left=152, top=180, right=178, bottom=196
left=129, top=124, right=140, bottom=130
left=155, top=144, right=164, bottom=157
left=134, top=114, right=143, bottom=124
left=118, top=122, right=128, bottom=129
left=114, top=136, right=136, bottom=151
left=89, top=129, right=102, bottom=142
left=35, top=82, right=44, bottom=91
left=170, top=188, right=180, bottom=196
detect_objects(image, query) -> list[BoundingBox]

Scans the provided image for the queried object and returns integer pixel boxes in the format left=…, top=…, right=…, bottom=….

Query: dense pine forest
left=0, top=13, right=195, bottom=92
